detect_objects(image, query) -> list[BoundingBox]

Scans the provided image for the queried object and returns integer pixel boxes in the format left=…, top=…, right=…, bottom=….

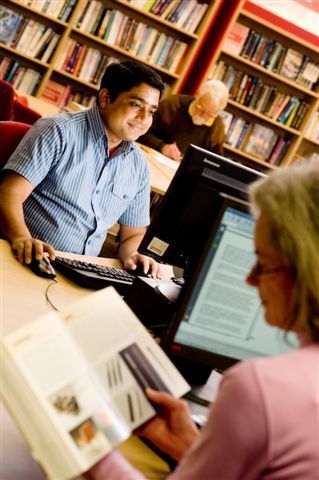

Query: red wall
left=244, top=0, right=319, bottom=48
left=180, top=0, right=242, bottom=94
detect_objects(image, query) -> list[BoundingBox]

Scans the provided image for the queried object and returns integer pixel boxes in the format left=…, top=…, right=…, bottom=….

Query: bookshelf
left=0, top=0, right=220, bottom=106
left=205, top=8, right=319, bottom=171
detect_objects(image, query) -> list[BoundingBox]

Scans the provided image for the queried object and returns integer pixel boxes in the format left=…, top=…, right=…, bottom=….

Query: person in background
left=0, top=60, right=165, bottom=276
left=139, top=79, right=229, bottom=161
left=86, top=161, right=319, bottom=479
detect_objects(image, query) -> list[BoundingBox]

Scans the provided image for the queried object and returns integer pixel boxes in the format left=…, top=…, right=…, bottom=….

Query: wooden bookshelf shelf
left=241, top=10, right=319, bottom=54
left=222, top=50, right=318, bottom=98
left=227, top=99, right=300, bottom=134
left=1, top=0, right=216, bottom=105
left=223, top=144, right=277, bottom=170
left=70, top=27, right=180, bottom=79
left=303, top=136, right=319, bottom=147
left=114, top=0, right=199, bottom=39
left=0, top=43, right=49, bottom=67
left=52, top=68, right=100, bottom=90
left=205, top=5, right=319, bottom=169
left=6, top=0, right=69, bottom=26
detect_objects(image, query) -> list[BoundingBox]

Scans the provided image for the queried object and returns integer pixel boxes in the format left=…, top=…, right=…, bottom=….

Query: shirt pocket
left=111, top=178, right=138, bottom=200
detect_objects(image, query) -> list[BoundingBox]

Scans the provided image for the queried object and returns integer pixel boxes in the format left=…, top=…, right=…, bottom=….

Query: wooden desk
left=138, top=143, right=179, bottom=196
left=0, top=240, right=170, bottom=479
left=15, top=91, right=60, bottom=117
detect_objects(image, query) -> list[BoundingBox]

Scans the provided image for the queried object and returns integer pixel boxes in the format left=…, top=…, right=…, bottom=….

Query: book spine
left=80, top=1, right=97, bottom=31
left=67, top=43, right=82, bottom=74
left=291, top=101, right=309, bottom=130
left=75, top=0, right=89, bottom=28
left=259, top=39, right=274, bottom=67
left=6, top=61, right=20, bottom=83
left=15, top=19, right=36, bottom=53
left=278, top=97, right=298, bottom=124
left=285, top=99, right=300, bottom=127
left=251, top=36, right=267, bottom=64
left=97, top=9, right=111, bottom=38
left=12, top=66, right=26, bottom=88
left=40, top=33, right=59, bottom=63
left=0, top=57, right=11, bottom=79
left=86, top=2, right=103, bottom=34
left=60, top=0, right=77, bottom=22
left=33, top=29, right=54, bottom=59
left=244, top=76, right=258, bottom=106
left=262, top=87, right=277, bottom=116
left=73, top=44, right=87, bottom=77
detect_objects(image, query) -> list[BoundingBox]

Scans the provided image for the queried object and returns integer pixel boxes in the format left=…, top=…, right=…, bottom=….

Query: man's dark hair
left=99, top=60, right=165, bottom=102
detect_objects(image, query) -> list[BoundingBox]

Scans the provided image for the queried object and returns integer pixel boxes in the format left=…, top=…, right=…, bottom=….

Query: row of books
left=211, top=61, right=309, bottom=130
left=13, top=0, right=76, bottom=22
left=305, top=111, right=319, bottom=141
left=221, top=111, right=290, bottom=165
left=223, top=22, right=319, bottom=91
left=0, top=55, right=40, bottom=94
left=67, top=91, right=95, bottom=107
left=39, top=79, right=95, bottom=108
left=123, top=0, right=208, bottom=33
left=55, top=40, right=119, bottom=85
left=76, top=6, right=188, bottom=72
left=0, top=8, right=60, bottom=63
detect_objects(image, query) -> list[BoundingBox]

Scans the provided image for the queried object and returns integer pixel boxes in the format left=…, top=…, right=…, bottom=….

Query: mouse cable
left=45, top=279, right=59, bottom=311
left=183, top=391, right=211, bottom=407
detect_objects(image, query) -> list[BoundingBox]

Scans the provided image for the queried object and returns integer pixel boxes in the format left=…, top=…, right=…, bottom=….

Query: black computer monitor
left=160, top=193, right=298, bottom=383
left=139, top=145, right=265, bottom=275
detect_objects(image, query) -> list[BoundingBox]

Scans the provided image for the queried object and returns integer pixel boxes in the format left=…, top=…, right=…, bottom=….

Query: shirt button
left=88, top=240, right=91, bottom=245
left=96, top=190, right=100, bottom=194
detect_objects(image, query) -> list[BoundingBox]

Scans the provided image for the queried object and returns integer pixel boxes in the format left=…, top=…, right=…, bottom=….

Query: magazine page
left=2, top=312, right=129, bottom=477
left=60, top=287, right=190, bottom=429
left=2, top=287, right=189, bottom=478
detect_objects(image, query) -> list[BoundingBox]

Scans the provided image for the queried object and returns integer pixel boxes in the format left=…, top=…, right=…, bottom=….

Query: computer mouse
left=26, top=255, right=56, bottom=279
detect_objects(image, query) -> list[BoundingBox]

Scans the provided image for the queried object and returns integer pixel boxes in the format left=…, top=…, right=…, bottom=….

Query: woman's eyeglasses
left=248, top=262, right=294, bottom=281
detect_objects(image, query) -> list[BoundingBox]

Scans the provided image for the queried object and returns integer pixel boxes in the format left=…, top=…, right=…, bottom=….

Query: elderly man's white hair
left=198, top=80, right=229, bottom=112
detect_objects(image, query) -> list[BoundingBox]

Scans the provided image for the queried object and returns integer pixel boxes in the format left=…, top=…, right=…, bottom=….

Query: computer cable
left=45, top=279, right=59, bottom=311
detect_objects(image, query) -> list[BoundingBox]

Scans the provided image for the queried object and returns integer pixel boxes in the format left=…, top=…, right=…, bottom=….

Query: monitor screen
left=161, top=194, right=298, bottom=377
left=139, top=144, right=265, bottom=272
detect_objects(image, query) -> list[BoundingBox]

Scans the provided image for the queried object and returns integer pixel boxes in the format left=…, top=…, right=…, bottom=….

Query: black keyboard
left=53, top=256, right=136, bottom=295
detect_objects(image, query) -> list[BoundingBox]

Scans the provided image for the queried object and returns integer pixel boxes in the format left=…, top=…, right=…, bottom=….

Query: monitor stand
left=124, top=277, right=182, bottom=336
left=171, top=356, right=214, bottom=386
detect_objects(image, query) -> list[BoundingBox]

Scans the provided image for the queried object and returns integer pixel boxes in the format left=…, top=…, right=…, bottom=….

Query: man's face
left=99, top=83, right=160, bottom=145
left=190, top=92, right=219, bottom=126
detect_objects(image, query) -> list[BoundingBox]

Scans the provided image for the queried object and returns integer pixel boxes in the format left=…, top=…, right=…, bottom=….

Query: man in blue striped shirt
left=0, top=61, right=165, bottom=277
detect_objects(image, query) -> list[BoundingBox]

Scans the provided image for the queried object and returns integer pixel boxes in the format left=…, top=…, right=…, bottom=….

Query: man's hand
left=136, top=389, right=199, bottom=461
left=12, top=236, right=55, bottom=264
left=161, top=143, right=182, bottom=161
left=123, top=252, right=162, bottom=279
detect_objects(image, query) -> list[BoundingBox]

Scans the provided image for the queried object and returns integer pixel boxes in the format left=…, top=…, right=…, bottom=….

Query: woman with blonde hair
left=87, top=162, right=319, bottom=480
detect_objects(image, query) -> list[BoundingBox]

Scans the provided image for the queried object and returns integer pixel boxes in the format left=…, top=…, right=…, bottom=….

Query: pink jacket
left=90, top=343, right=319, bottom=480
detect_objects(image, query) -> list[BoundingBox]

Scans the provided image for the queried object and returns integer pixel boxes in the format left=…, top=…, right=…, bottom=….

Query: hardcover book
left=0, top=7, right=21, bottom=45
left=40, top=79, right=68, bottom=106
left=223, top=22, right=250, bottom=56
left=2, top=287, right=189, bottom=480
left=280, top=48, right=304, bottom=81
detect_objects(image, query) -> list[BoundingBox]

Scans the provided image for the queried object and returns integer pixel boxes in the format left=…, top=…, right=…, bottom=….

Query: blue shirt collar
left=87, top=103, right=134, bottom=157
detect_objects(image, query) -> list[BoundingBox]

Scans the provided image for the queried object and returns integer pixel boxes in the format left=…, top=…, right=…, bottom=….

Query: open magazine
left=1, top=287, right=190, bottom=480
